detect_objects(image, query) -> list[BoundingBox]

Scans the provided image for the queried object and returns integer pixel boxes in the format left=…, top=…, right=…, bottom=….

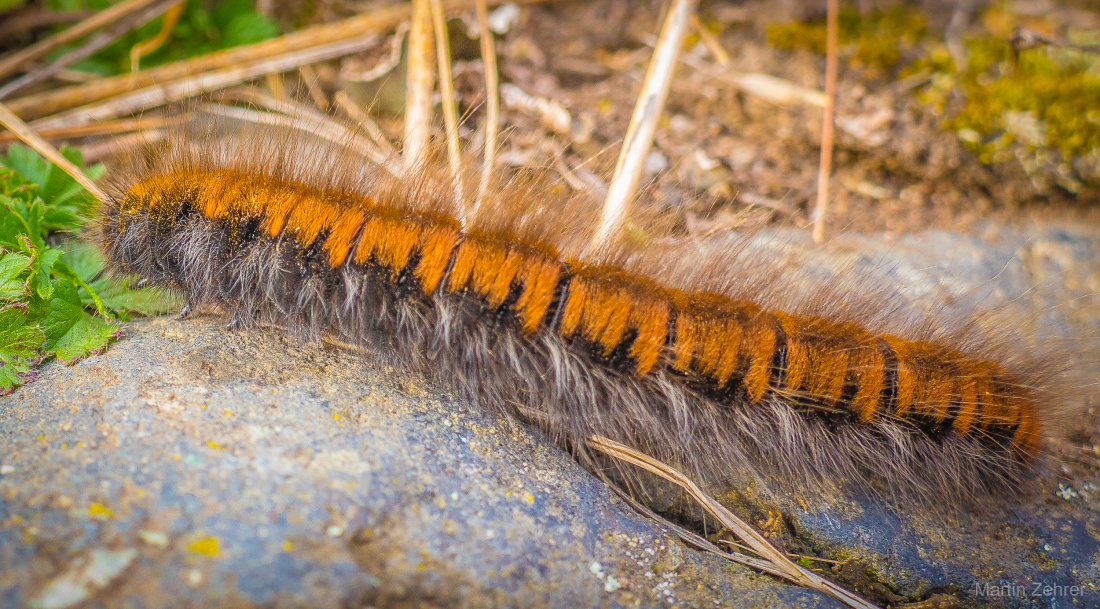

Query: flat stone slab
left=0, top=315, right=836, bottom=609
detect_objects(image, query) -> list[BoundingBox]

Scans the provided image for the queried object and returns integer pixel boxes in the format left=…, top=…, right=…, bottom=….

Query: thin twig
left=811, top=0, right=839, bottom=244
left=473, top=0, right=500, bottom=213
left=592, top=0, right=698, bottom=248
left=586, top=436, right=879, bottom=609
left=404, top=0, right=436, bottom=171
left=689, top=14, right=729, bottom=65
left=129, top=0, right=185, bottom=75
left=0, top=0, right=182, bottom=100
left=0, top=0, right=162, bottom=80
left=0, top=101, right=106, bottom=202
left=31, top=34, right=382, bottom=130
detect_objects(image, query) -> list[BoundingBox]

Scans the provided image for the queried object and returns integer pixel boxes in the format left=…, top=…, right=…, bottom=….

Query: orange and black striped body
left=106, top=168, right=1043, bottom=461
left=101, top=161, right=1047, bottom=501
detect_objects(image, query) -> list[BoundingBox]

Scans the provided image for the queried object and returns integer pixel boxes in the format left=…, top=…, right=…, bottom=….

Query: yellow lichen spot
left=281, top=540, right=294, bottom=552
left=36, top=435, right=43, bottom=442
left=61, top=444, right=67, bottom=449
left=200, top=404, right=207, bottom=410
left=525, top=494, right=535, bottom=504
left=188, top=536, right=221, bottom=557
left=87, top=502, right=113, bottom=520
left=174, top=453, right=182, bottom=460
left=333, top=414, right=341, bottom=421
left=223, top=410, right=232, bottom=417
left=206, top=441, right=222, bottom=451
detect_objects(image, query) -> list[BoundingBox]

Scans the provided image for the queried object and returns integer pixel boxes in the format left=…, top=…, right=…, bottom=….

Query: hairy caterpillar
left=97, top=123, right=1065, bottom=506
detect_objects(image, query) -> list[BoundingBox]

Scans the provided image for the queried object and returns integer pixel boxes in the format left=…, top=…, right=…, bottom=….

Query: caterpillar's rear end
left=98, top=129, right=1065, bottom=506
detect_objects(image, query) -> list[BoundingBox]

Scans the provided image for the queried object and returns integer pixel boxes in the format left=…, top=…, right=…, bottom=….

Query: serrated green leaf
left=56, top=240, right=104, bottom=280
left=87, top=276, right=182, bottom=316
left=38, top=281, right=118, bottom=363
left=33, top=247, right=64, bottom=299
left=59, top=240, right=181, bottom=316
left=0, top=305, right=45, bottom=395
left=0, top=190, right=47, bottom=250
left=0, top=145, right=103, bottom=233
left=0, top=252, right=31, bottom=301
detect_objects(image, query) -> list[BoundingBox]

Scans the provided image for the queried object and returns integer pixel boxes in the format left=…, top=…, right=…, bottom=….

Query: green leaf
left=38, top=281, right=119, bottom=363
left=66, top=0, right=279, bottom=75
left=220, top=12, right=280, bottom=48
left=58, top=240, right=181, bottom=316
left=56, top=240, right=104, bottom=280
left=0, top=191, right=46, bottom=250
left=0, top=145, right=104, bottom=233
left=33, top=247, right=64, bottom=300
left=0, top=305, right=45, bottom=395
left=87, top=276, right=182, bottom=317
left=0, top=252, right=32, bottom=301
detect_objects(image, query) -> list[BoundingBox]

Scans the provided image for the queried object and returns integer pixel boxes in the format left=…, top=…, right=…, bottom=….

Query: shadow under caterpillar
left=97, top=124, right=1068, bottom=507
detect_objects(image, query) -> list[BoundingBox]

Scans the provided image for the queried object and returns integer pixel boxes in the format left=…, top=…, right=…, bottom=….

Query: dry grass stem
left=333, top=90, right=394, bottom=156
left=129, top=0, right=185, bottom=75
left=653, top=41, right=826, bottom=107
left=5, top=6, right=400, bottom=119
left=0, top=114, right=187, bottom=144
left=80, top=129, right=165, bottom=163
left=340, top=23, right=409, bottom=83
left=214, top=87, right=329, bottom=122
left=0, top=0, right=182, bottom=100
left=604, top=483, right=796, bottom=580
left=210, top=87, right=396, bottom=173
left=0, top=0, right=163, bottom=80
left=586, top=436, right=879, bottom=609
left=593, top=0, right=698, bottom=247
left=0, top=101, right=107, bottom=201
left=7, top=0, right=553, bottom=122
left=689, top=14, right=730, bottom=65
left=473, top=0, right=500, bottom=211
left=198, top=103, right=392, bottom=169
left=404, top=0, right=437, bottom=171
left=499, top=84, right=571, bottom=135
left=429, top=0, right=465, bottom=208
left=298, top=65, right=329, bottom=110
left=265, top=73, right=287, bottom=100
left=0, top=9, right=92, bottom=40
left=31, top=35, right=381, bottom=131
left=812, top=0, right=839, bottom=244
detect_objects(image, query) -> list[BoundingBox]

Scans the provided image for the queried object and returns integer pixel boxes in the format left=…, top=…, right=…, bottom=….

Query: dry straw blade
left=0, top=101, right=107, bottom=201
left=594, top=0, right=698, bottom=247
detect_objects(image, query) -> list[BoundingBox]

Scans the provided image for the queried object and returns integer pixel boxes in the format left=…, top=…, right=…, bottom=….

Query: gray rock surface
left=0, top=317, right=835, bottom=609
left=1, top=222, right=1097, bottom=608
